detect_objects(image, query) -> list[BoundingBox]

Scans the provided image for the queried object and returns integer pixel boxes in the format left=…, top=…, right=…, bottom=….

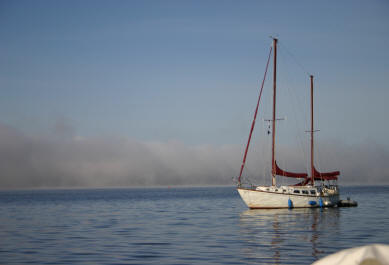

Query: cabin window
left=293, top=190, right=300, bottom=194
left=283, top=189, right=286, bottom=193
left=275, top=189, right=278, bottom=192
left=310, top=190, right=316, bottom=195
left=302, top=190, right=308, bottom=194
left=266, top=188, right=269, bottom=191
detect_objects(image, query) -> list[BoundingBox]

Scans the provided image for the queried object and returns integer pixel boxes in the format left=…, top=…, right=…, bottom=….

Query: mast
left=271, top=38, right=277, bottom=186
left=309, top=75, right=340, bottom=184
left=310, top=75, right=315, bottom=185
left=237, top=46, right=272, bottom=186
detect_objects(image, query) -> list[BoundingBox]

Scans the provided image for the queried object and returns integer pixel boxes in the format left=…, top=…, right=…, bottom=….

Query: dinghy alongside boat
left=337, top=197, right=358, bottom=207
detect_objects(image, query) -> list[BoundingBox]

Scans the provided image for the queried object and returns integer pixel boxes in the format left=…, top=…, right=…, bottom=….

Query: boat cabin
left=255, top=185, right=319, bottom=196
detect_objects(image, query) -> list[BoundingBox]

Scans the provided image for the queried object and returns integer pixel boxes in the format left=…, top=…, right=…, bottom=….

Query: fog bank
left=0, top=123, right=387, bottom=188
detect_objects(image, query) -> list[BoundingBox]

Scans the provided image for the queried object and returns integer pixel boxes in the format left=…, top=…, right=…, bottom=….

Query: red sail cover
left=313, top=166, right=339, bottom=180
left=274, top=161, right=308, bottom=178
left=294, top=178, right=310, bottom=186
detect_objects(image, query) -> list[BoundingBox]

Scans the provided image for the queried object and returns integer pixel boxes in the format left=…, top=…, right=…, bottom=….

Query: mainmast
left=237, top=45, right=273, bottom=186
left=310, top=75, right=315, bottom=186
left=271, top=38, right=277, bottom=186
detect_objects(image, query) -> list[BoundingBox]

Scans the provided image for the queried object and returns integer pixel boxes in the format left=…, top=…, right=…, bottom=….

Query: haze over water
left=1, top=1, right=389, bottom=264
left=0, top=186, right=388, bottom=264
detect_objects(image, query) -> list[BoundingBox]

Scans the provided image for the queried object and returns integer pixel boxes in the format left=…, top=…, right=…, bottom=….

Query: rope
left=279, top=41, right=311, bottom=77
left=277, top=50, right=310, bottom=175
left=238, top=46, right=273, bottom=185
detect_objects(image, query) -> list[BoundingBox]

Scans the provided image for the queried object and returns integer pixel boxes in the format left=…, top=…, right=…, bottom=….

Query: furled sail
left=273, top=161, right=308, bottom=178
left=294, top=178, right=310, bottom=186
left=313, top=166, right=339, bottom=180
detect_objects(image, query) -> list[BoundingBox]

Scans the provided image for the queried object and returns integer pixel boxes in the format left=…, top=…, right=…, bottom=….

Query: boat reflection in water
left=239, top=208, right=340, bottom=264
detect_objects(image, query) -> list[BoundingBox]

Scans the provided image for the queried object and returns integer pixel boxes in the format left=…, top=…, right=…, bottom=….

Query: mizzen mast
left=310, top=75, right=315, bottom=185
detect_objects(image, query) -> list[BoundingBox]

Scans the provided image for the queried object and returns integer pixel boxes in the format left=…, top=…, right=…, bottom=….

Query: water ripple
left=0, top=186, right=388, bottom=264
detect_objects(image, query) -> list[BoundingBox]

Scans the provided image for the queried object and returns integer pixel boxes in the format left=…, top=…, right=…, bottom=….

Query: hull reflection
left=239, top=208, right=340, bottom=264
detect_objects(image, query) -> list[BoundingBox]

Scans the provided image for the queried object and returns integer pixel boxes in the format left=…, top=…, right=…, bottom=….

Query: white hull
left=237, top=186, right=339, bottom=209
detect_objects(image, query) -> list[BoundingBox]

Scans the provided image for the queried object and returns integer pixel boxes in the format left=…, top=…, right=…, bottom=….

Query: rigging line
left=278, top=41, right=311, bottom=77
left=291, top=66, right=310, bottom=173
left=258, top=116, right=270, bottom=184
left=294, top=86, right=309, bottom=173
left=277, top=51, right=310, bottom=174
left=261, top=118, right=271, bottom=183
left=238, top=45, right=273, bottom=184
left=277, top=47, right=310, bottom=124
left=285, top=80, right=309, bottom=174
left=264, top=87, right=272, bottom=184
left=315, top=140, right=322, bottom=181
left=314, top=136, right=322, bottom=172
left=315, top=134, right=324, bottom=180
left=256, top=114, right=265, bottom=182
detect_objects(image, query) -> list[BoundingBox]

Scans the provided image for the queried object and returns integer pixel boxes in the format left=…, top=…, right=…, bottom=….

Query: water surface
left=0, top=186, right=388, bottom=264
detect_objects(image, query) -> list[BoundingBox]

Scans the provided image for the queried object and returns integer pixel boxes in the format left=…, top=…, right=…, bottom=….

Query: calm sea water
left=0, top=186, right=388, bottom=264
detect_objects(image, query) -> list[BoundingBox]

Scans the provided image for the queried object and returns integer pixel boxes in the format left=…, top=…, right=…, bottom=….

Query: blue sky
left=1, top=0, right=389, bottom=187
left=1, top=0, right=388, bottom=146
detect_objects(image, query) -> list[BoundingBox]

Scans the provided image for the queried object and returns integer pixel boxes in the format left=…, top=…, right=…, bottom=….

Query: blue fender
left=319, top=198, right=323, bottom=208
left=288, top=198, right=293, bottom=209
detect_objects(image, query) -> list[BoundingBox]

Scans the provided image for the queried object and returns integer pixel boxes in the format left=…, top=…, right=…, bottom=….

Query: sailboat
left=237, top=38, right=340, bottom=209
